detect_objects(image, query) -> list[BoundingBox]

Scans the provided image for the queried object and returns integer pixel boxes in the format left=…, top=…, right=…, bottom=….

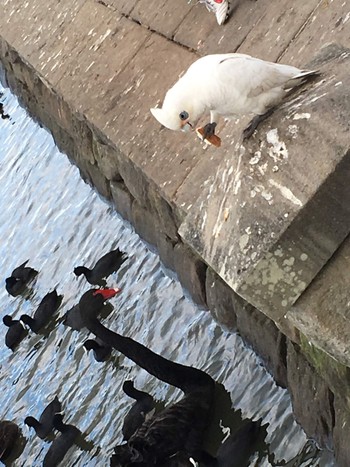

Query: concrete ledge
left=180, top=45, right=350, bottom=336
left=289, top=234, right=350, bottom=369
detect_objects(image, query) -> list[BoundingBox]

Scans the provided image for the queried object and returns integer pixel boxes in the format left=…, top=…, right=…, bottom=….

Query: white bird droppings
left=293, top=113, right=311, bottom=120
left=261, top=190, right=273, bottom=203
left=239, top=234, right=250, bottom=251
left=288, top=124, right=298, bottom=138
left=269, top=179, right=303, bottom=207
left=266, top=129, right=288, bottom=162
left=249, top=151, right=261, bottom=165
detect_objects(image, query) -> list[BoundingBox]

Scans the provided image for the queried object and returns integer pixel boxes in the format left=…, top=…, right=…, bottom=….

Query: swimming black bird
left=195, top=420, right=263, bottom=466
left=5, top=260, right=38, bottom=296
left=122, top=380, right=155, bottom=441
left=3, top=315, right=27, bottom=350
left=74, top=248, right=127, bottom=286
left=83, top=338, right=112, bottom=362
left=63, top=304, right=82, bottom=331
left=83, top=316, right=215, bottom=466
left=21, top=290, right=63, bottom=333
left=43, top=414, right=81, bottom=467
left=63, top=288, right=121, bottom=331
left=0, top=420, right=20, bottom=460
left=25, top=396, right=62, bottom=439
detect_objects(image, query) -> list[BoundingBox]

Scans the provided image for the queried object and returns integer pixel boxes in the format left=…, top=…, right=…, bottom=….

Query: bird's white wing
left=216, top=55, right=301, bottom=98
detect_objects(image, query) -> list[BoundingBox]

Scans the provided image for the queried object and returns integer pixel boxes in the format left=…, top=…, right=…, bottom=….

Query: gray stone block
left=92, top=136, right=121, bottom=181
left=131, top=200, right=158, bottom=248
left=173, top=243, right=207, bottom=308
left=148, top=190, right=179, bottom=242
left=333, top=394, right=350, bottom=467
left=205, top=267, right=237, bottom=331
left=110, top=180, right=134, bottom=222
left=157, top=234, right=176, bottom=272
left=287, top=341, right=334, bottom=448
left=80, top=161, right=111, bottom=201
left=288, top=233, right=350, bottom=368
left=236, top=295, right=288, bottom=387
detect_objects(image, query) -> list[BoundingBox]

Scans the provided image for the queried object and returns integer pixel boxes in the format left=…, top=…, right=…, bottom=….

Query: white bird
left=150, top=53, right=318, bottom=141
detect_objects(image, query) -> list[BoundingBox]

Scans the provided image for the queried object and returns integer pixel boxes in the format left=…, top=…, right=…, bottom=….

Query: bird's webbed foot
left=202, top=122, right=217, bottom=140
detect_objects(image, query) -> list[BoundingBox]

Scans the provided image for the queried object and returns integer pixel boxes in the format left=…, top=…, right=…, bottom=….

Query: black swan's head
left=122, top=380, right=134, bottom=394
left=24, top=416, right=38, bottom=428
left=3, top=315, right=14, bottom=327
left=5, top=276, right=18, bottom=287
left=73, top=266, right=87, bottom=277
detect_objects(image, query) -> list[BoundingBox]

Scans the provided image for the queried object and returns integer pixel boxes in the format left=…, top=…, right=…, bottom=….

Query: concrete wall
left=1, top=0, right=350, bottom=463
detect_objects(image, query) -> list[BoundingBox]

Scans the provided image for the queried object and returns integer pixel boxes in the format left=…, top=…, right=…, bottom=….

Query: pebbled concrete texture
left=289, top=233, right=350, bottom=368
left=0, top=0, right=350, bottom=462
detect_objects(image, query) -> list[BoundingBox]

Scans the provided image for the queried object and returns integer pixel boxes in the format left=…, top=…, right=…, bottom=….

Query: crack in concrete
left=234, top=12, right=267, bottom=53
left=123, top=13, right=199, bottom=55
left=277, top=0, right=325, bottom=62
left=94, top=0, right=199, bottom=55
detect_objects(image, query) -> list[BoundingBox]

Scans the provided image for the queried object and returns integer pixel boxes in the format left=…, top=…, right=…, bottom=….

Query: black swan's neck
left=75, top=266, right=91, bottom=277
left=89, top=319, right=214, bottom=394
left=20, top=314, right=39, bottom=332
left=21, top=315, right=35, bottom=326
left=25, top=416, right=40, bottom=429
left=123, top=381, right=152, bottom=402
left=84, top=339, right=101, bottom=350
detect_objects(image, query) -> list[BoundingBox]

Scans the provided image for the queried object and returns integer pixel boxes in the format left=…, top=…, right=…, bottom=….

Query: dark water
left=0, top=80, right=335, bottom=466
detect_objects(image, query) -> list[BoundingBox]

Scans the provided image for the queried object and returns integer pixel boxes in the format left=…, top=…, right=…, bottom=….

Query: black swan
left=42, top=414, right=81, bottom=467
left=84, top=315, right=215, bottom=465
left=0, top=420, right=20, bottom=460
left=122, top=380, right=155, bottom=442
left=63, top=288, right=121, bottom=331
left=25, top=396, right=62, bottom=439
left=5, top=260, right=38, bottom=296
left=194, top=420, right=263, bottom=466
left=83, top=338, right=112, bottom=362
left=74, top=248, right=127, bottom=286
left=3, top=315, right=27, bottom=350
left=20, top=290, right=63, bottom=332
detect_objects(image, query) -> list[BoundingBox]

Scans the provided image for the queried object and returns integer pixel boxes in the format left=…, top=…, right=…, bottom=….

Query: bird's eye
left=179, top=111, right=189, bottom=121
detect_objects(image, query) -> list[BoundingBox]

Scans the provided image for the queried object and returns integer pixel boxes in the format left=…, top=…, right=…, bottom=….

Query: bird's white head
left=150, top=106, right=193, bottom=132
left=150, top=78, right=197, bottom=132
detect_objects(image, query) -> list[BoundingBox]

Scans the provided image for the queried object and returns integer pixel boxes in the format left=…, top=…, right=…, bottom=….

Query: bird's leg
left=243, top=107, right=275, bottom=140
left=201, top=122, right=217, bottom=140
left=201, top=110, right=219, bottom=140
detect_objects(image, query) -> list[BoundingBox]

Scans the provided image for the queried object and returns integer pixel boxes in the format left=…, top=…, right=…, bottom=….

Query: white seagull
left=150, top=53, right=318, bottom=141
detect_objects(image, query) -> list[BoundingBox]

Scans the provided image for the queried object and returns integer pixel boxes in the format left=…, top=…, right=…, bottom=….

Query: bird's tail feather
left=284, top=69, right=320, bottom=90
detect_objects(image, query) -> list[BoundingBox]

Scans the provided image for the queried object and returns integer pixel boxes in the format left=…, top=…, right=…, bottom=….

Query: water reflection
left=0, top=80, right=334, bottom=466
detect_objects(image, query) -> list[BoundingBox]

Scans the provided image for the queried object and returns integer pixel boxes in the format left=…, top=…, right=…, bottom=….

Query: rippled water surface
left=0, top=81, right=335, bottom=466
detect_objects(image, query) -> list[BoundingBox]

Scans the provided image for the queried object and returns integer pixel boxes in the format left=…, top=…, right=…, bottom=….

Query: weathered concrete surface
left=1, top=0, right=350, bottom=462
left=287, top=341, right=335, bottom=448
left=334, top=394, right=350, bottom=467
left=289, top=234, right=350, bottom=368
left=180, top=46, right=350, bottom=336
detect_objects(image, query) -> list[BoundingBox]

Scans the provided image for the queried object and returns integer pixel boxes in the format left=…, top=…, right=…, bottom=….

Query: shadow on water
left=0, top=74, right=335, bottom=466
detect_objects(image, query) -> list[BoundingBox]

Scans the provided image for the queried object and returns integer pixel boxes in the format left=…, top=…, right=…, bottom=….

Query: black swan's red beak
left=93, top=288, right=121, bottom=300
